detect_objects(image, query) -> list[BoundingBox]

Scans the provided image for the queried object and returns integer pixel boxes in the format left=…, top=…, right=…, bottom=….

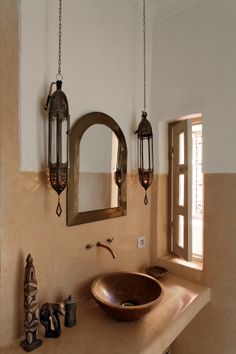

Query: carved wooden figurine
left=21, top=254, right=42, bottom=352
left=40, top=302, right=65, bottom=338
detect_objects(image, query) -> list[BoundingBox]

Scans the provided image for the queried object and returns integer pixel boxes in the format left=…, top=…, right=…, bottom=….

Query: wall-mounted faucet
left=96, top=242, right=116, bottom=259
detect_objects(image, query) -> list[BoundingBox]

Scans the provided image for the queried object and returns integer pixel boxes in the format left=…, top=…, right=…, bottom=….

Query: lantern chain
left=57, top=0, right=63, bottom=80
left=143, top=0, right=146, bottom=113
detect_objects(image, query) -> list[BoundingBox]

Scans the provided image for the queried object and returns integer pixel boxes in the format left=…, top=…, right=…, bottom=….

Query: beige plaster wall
left=150, top=174, right=169, bottom=262
left=153, top=173, right=236, bottom=353
left=0, top=1, right=152, bottom=346
left=79, top=172, right=116, bottom=211
left=154, top=173, right=236, bottom=353
left=171, top=174, right=236, bottom=353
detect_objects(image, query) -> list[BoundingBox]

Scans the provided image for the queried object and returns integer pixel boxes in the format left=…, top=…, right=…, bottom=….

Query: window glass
left=179, top=174, right=184, bottom=206
left=179, top=132, right=184, bottom=164
left=178, top=215, right=184, bottom=248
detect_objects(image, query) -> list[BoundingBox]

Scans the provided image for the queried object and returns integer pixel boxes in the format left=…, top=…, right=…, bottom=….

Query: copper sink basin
left=91, top=271, right=163, bottom=321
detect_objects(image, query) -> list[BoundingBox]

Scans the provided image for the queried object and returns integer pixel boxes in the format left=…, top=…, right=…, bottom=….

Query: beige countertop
left=1, top=274, right=210, bottom=354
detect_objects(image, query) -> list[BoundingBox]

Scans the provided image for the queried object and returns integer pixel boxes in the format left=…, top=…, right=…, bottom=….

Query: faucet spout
left=96, top=242, right=116, bottom=259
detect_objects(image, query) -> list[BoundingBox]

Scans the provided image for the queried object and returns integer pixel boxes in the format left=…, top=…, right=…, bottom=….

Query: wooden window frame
left=168, top=117, right=202, bottom=262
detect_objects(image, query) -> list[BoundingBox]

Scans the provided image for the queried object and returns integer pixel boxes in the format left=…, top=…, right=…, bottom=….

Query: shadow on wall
left=39, top=91, right=49, bottom=172
left=15, top=252, right=25, bottom=339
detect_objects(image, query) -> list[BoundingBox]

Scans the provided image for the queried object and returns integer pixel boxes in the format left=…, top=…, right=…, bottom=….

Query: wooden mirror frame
left=67, top=112, right=127, bottom=226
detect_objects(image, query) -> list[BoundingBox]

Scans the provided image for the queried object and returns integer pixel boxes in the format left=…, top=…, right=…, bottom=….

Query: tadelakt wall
left=3, top=0, right=236, bottom=351
left=0, top=0, right=156, bottom=346
left=151, top=1, right=236, bottom=353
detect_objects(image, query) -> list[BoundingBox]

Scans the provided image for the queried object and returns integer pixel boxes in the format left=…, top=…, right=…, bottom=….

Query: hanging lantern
left=135, top=0, right=154, bottom=205
left=136, top=111, right=154, bottom=205
left=48, top=80, right=70, bottom=216
left=44, top=0, right=70, bottom=216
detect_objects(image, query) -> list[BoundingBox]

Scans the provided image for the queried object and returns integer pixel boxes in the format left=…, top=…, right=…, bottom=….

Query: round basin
left=91, top=271, right=163, bottom=321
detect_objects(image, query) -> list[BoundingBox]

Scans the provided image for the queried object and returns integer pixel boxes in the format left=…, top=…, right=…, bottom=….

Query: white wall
left=80, top=124, right=113, bottom=173
left=21, top=0, right=236, bottom=178
left=151, top=0, right=236, bottom=174
left=20, top=0, right=156, bottom=173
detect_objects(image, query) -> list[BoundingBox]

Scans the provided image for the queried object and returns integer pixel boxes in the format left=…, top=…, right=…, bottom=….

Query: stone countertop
left=1, top=274, right=210, bottom=354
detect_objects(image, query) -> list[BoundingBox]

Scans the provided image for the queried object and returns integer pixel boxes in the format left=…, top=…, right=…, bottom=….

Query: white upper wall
left=21, top=0, right=235, bottom=174
left=20, top=0, right=155, bottom=172
left=151, top=0, right=236, bottom=173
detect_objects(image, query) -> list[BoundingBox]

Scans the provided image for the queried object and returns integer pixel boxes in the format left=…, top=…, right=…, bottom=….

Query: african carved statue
left=40, top=302, right=65, bottom=338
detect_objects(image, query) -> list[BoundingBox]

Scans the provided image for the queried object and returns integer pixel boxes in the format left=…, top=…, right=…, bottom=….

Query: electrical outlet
left=137, top=236, right=145, bottom=248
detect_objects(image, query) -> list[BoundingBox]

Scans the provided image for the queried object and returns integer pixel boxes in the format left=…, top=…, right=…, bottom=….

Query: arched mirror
left=67, top=112, right=127, bottom=226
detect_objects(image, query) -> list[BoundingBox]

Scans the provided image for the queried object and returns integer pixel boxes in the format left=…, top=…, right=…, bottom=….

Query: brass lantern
left=47, top=80, right=70, bottom=216
left=44, top=0, right=70, bottom=216
left=136, top=111, right=154, bottom=205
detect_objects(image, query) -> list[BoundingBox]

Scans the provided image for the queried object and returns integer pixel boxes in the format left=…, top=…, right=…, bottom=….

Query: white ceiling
left=154, top=0, right=201, bottom=22
left=128, top=0, right=201, bottom=22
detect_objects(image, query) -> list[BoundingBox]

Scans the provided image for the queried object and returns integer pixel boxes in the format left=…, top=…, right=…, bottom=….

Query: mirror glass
left=67, top=112, right=127, bottom=226
left=78, top=124, right=119, bottom=212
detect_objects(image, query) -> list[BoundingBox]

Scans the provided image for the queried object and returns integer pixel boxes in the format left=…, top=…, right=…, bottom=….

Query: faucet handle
left=85, top=244, right=94, bottom=250
left=106, top=238, right=114, bottom=244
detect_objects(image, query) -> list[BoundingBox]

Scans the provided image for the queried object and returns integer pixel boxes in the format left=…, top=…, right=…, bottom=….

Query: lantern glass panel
left=141, top=138, right=150, bottom=170
left=61, top=119, right=68, bottom=164
left=50, top=118, right=57, bottom=164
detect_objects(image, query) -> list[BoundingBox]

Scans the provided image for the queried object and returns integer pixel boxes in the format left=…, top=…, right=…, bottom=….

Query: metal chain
left=143, top=0, right=146, bottom=112
left=57, top=0, right=63, bottom=80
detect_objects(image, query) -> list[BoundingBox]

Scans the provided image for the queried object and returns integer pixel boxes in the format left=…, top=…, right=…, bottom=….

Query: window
left=169, top=118, right=203, bottom=262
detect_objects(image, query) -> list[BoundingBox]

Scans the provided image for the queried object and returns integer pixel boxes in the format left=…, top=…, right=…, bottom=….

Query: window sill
left=161, top=255, right=203, bottom=270
left=156, top=255, right=203, bottom=283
